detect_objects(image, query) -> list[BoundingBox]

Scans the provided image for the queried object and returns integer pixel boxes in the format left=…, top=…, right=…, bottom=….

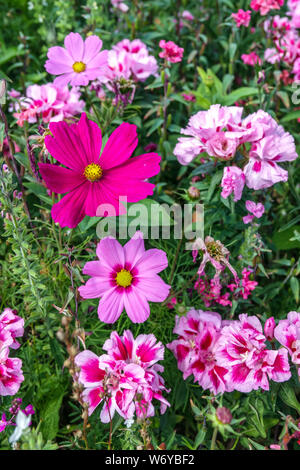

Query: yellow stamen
left=84, top=163, right=103, bottom=182
left=115, top=269, right=133, bottom=288
left=73, top=61, right=86, bottom=73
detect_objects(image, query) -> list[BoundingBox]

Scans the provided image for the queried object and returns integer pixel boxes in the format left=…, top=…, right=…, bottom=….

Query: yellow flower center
left=84, top=163, right=103, bottom=182
left=73, top=61, right=86, bottom=73
left=115, top=269, right=133, bottom=288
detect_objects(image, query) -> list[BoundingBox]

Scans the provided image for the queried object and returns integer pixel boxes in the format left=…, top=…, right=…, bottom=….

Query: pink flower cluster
left=0, top=309, right=24, bottom=396
left=241, top=52, right=262, bottom=66
left=159, top=40, right=184, bottom=63
left=168, top=309, right=291, bottom=395
left=232, top=9, right=252, bottom=28
left=75, top=330, right=170, bottom=423
left=174, top=105, right=298, bottom=193
left=0, top=398, right=34, bottom=433
left=243, top=200, right=265, bottom=224
left=251, top=0, right=284, bottom=16
left=12, top=83, right=84, bottom=127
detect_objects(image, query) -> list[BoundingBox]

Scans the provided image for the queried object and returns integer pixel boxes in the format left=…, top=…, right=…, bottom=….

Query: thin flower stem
left=210, top=427, right=218, bottom=450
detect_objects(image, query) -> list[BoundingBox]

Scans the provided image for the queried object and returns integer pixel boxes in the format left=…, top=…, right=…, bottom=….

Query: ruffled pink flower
left=241, top=52, right=262, bottom=66
left=216, top=314, right=291, bottom=392
left=78, top=231, right=170, bottom=324
left=206, top=133, right=237, bottom=160
left=274, top=311, right=300, bottom=376
left=39, top=113, right=161, bottom=228
left=251, top=0, right=284, bottom=16
left=221, top=166, right=245, bottom=202
left=159, top=40, right=184, bottom=63
left=264, top=317, right=276, bottom=341
left=182, top=10, right=194, bottom=21
left=0, top=309, right=24, bottom=350
left=75, top=330, right=170, bottom=422
left=45, top=32, right=108, bottom=87
left=0, top=347, right=24, bottom=396
left=167, top=309, right=229, bottom=395
left=243, top=200, right=265, bottom=224
left=232, top=10, right=252, bottom=27
left=228, top=268, right=258, bottom=300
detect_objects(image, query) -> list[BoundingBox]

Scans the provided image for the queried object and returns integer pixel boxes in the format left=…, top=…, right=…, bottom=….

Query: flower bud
left=216, top=407, right=232, bottom=425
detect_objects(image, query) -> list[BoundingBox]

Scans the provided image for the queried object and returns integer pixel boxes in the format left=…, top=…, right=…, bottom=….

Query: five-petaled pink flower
left=78, top=231, right=170, bottom=324
left=39, top=113, right=161, bottom=228
left=45, top=32, right=108, bottom=87
left=159, top=40, right=184, bottom=63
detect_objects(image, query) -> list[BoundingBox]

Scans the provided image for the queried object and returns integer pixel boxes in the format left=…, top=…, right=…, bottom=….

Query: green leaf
left=222, top=87, right=258, bottom=106
left=279, top=382, right=300, bottom=413
left=40, top=386, right=66, bottom=441
left=290, top=277, right=299, bottom=304
left=273, top=225, right=300, bottom=250
left=281, top=110, right=300, bottom=123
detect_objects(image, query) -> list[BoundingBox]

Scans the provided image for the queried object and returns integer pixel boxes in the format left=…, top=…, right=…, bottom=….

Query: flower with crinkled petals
left=274, top=311, right=300, bottom=376
left=243, top=200, right=265, bottom=224
left=78, top=231, right=170, bottom=324
left=0, top=347, right=24, bottom=397
left=221, top=166, right=245, bottom=202
left=45, top=32, right=108, bottom=87
left=159, top=40, right=184, bottom=63
left=167, top=309, right=229, bottom=395
left=0, top=309, right=24, bottom=350
left=232, top=9, right=252, bottom=27
left=38, top=113, right=161, bottom=228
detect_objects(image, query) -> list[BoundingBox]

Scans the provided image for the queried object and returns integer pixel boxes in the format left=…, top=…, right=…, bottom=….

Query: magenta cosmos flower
left=79, top=232, right=170, bottom=324
left=39, top=113, right=161, bottom=228
left=45, top=32, right=108, bottom=87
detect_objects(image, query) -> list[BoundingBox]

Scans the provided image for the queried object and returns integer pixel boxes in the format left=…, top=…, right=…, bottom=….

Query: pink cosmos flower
left=251, top=0, right=284, bottom=16
left=75, top=330, right=170, bottom=422
left=0, top=347, right=24, bottom=396
left=0, top=309, right=24, bottom=350
left=243, top=200, right=265, bottom=224
left=216, top=314, right=291, bottom=392
left=159, top=40, right=184, bottom=63
left=274, top=311, right=300, bottom=376
left=221, top=166, right=245, bottom=202
left=241, top=52, right=262, bottom=66
left=167, top=309, right=229, bottom=395
left=39, top=113, right=161, bottom=228
left=232, top=10, right=252, bottom=27
left=13, top=83, right=84, bottom=127
left=264, top=317, right=276, bottom=341
left=45, top=32, right=108, bottom=87
left=78, top=232, right=170, bottom=324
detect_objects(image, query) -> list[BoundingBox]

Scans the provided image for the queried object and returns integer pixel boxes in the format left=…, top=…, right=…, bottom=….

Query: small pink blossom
left=221, top=166, right=245, bottom=202
left=232, top=10, right=252, bottom=27
left=111, top=0, right=129, bottom=13
left=0, top=347, right=24, bottom=396
left=264, top=317, right=276, bottom=341
left=243, top=200, right=265, bottom=224
left=251, top=0, right=284, bottom=16
left=159, top=40, right=184, bottom=63
left=241, top=52, right=262, bottom=66
left=45, top=32, right=109, bottom=87
left=79, top=231, right=170, bottom=324
left=0, top=309, right=24, bottom=350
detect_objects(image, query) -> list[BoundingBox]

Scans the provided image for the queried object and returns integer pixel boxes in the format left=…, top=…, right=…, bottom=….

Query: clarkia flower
left=232, top=9, right=252, bottom=27
left=250, top=0, right=284, bottom=16
left=78, top=231, right=170, bottom=323
left=243, top=200, right=265, bottom=224
left=159, top=40, right=184, bottom=63
left=221, top=166, right=245, bottom=202
left=45, top=32, right=108, bottom=87
left=274, top=311, right=300, bottom=376
left=39, top=113, right=161, bottom=228
left=0, top=309, right=24, bottom=350
left=0, top=347, right=24, bottom=396
left=241, top=52, right=262, bottom=66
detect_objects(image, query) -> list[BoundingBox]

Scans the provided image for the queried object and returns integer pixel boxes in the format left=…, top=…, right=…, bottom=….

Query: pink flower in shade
left=243, top=200, right=265, bottom=224
left=111, top=0, right=129, bottom=12
left=45, top=32, right=108, bottom=87
left=39, top=113, right=161, bottom=228
left=182, top=93, right=196, bottom=102
left=193, top=236, right=239, bottom=282
left=250, top=0, right=284, bottom=16
left=182, top=10, right=194, bottom=21
left=221, top=166, right=245, bottom=202
left=243, top=118, right=298, bottom=190
left=0, top=347, right=24, bottom=396
left=0, top=413, right=8, bottom=432
left=228, top=268, right=258, bottom=300
left=2, top=138, right=20, bottom=158
left=167, top=309, right=229, bottom=395
left=241, top=52, right=262, bottom=66
left=274, top=311, right=300, bottom=376
left=78, top=232, right=170, bottom=324
left=264, top=317, right=276, bottom=341
left=0, top=309, right=24, bottom=350
left=216, top=314, right=291, bottom=393
left=232, top=10, right=252, bottom=27
left=159, top=40, right=184, bottom=63
left=75, top=330, right=170, bottom=423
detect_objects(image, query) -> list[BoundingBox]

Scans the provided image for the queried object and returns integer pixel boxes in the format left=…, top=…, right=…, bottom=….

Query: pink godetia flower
left=174, top=104, right=244, bottom=165
left=243, top=200, right=265, bottom=224
left=250, top=0, right=284, bottom=16
left=192, top=236, right=239, bottom=283
left=241, top=52, right=262, bottom=66
left=289, top=0, right=300, bottom=28
left=195, top=275, right=232, bottom=308
left=182, top=10, right=194, bottom=21
left=12, top=83, right=85, bottom=127
left=159, top=40, right=184, bottom=63
left=216, top=314, right=291, bottom=392
left=182, top=93, right=196, bottom=102
left=0, top=347, right=24, bottom=396
left=0, top=413, right=8, bottom=432
left=38, top=113, right=161, bottom=228
left=75, top=330, right=170, bottom=422
left=111, top=0, right=129, bottom=13
left=0, top=309, right=24, bottom=350
left=274, top=311, right=300, bottom=376
left=221, top=166, right=245, bottom=202
left=264, top=317, right=276, bottom=341
left=78, top=231, right=170, bottom=324
left=167, top=309, right=229, bottom=395
left=45, top=32, right=108, bottom=87
left=232, top=9, right=252, bottom=27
